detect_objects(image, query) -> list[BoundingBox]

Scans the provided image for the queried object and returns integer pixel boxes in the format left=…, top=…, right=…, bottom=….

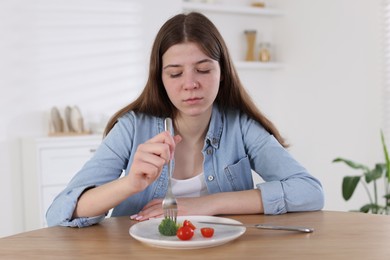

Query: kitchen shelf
left=182, top=1, right=284, bottom=71
left=235, top=61, right=283, bottom=70
left=182, top=2, right=283, bottom=16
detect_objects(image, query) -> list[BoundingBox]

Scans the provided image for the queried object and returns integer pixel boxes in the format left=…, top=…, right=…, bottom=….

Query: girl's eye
left=197, top=69, right=210, bottom=74
left=170, top=73, right=182, bottom=78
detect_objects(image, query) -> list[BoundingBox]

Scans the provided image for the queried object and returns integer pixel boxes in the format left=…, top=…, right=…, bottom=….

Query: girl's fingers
left=127, top=131, right=182, bottom=193
left=142, top=132, right=172, bottom=159
left=140, top=131, right=182, bottom=162
left=135, top=146, right=168, bottom=167
left=131, top=199, right=164, bottom=221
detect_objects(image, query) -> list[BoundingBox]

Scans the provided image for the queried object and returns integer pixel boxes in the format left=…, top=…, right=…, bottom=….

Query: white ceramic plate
left=50, top=106, right=63, bottom=133
left=129, top=216, right=246, bottom=249
left=65, top=106, right=73, bottom=132
left=70, top=106, right=84, bottom=133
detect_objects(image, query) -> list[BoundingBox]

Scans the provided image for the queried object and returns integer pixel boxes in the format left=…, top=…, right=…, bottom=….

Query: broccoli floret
left=158, top=217, right=179, bottom=236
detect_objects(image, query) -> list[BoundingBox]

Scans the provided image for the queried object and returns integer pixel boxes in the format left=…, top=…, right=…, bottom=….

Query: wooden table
left=1, top=211, right=390, bottom=259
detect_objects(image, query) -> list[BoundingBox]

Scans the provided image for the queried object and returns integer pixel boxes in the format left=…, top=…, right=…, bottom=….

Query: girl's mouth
left=184, top=97, right=203, bottom=104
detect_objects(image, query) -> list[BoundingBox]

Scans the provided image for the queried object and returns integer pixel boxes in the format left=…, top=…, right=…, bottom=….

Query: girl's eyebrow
left=163, top=64, right=180, bottom=70
left=196, top=58, right=214, bottom=65
left=163, top=59, right=214, bottom=70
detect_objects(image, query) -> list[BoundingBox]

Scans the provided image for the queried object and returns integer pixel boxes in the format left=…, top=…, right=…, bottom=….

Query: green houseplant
left=332, top=131, right=390, bottom=214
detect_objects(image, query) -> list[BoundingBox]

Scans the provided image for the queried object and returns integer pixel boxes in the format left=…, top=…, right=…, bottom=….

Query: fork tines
left=164, top=209, right=177, bottom=223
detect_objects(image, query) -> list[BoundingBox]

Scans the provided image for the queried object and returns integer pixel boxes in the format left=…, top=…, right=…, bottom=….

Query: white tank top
left=171, top=172, right=209, bottom=197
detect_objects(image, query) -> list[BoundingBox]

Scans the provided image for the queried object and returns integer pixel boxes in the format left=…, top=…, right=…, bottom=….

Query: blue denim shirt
left=46, top=105, right=324, bottom=227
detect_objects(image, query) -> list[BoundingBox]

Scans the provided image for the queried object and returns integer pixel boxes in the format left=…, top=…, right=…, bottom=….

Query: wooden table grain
left=1, top=211, right=390, bottom=259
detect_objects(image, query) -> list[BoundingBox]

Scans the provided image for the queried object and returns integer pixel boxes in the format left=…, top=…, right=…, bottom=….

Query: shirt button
left=212, top=138, right=218, bottom=145
left=206, top=148, right=213, bottom=155
left=208, top=175, right=214, bottom=181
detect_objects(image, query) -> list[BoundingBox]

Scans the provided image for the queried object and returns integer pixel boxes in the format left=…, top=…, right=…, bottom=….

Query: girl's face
left=161, top=42, right=221, bottom=119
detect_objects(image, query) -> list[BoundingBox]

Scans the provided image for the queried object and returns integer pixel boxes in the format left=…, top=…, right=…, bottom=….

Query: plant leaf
left=365, top=163, right=384, bottom=183
left=342, top=176, right=361, bottom=200
left=360, top=203, right=381, bottom=214
left=359, top=204, right=371, bottom=213
left=332, top=158, right=370, bottom=172
left=381, top=130, right=390, bottom=182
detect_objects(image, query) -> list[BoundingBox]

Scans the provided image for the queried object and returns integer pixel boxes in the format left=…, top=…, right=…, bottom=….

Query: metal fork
left=162, top=118, right=178, bottom=223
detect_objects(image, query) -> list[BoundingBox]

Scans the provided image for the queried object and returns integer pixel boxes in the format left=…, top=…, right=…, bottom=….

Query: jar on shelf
left=244, top=30, right=257, bottom=61
left=258, top=42, right=271, bottom=62
left=251, top=1, right=265, bottom=8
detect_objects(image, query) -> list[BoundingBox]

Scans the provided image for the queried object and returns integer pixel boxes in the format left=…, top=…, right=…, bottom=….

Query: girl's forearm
left=191, top=189, right=264, bottom=215
left=206, top=189, right=264, bottom=215
left=72, top=177, right=136, bottom=218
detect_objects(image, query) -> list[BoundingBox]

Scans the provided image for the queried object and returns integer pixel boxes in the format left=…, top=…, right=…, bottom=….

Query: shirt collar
left=158, top=104, right=224, bottom=149
left=205, top=104, right=223, bottom=149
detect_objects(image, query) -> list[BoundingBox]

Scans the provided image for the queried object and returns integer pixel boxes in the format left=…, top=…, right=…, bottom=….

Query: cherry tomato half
left=183, top=220, right=196, bottom=230
left=177, top=226, right=194, bottom=240
left=200, top=227, right=214, bottom=238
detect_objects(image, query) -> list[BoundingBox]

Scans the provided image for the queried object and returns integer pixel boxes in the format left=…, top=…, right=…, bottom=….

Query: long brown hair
left=104, top=12, right=287, bottom=147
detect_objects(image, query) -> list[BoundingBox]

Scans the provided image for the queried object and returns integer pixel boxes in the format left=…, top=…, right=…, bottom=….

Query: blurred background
left=0, top=0, right=387, bottom=237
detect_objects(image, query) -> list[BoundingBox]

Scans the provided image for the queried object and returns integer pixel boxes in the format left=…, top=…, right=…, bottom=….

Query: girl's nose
left=183, top=77, right=199, bottom=90
left=184, top=81, right=199, bottom=90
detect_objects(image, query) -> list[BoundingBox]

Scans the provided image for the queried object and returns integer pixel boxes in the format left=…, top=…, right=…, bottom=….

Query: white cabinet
left=182, top=1, right=283, bottom=70
left=21, top=135, right=102, bottom=231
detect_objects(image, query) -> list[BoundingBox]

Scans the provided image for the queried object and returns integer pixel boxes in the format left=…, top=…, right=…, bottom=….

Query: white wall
left=271, top=0, right=384, bottom=212
left=0, top=0, right=385, bottom=237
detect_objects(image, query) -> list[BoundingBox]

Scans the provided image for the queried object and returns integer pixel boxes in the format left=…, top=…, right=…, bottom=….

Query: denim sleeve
left=46, top=185, right=106, bottom=227
left=256, top=174, right=324, bottom=215
left=241, top=116, right=324, bottom=215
